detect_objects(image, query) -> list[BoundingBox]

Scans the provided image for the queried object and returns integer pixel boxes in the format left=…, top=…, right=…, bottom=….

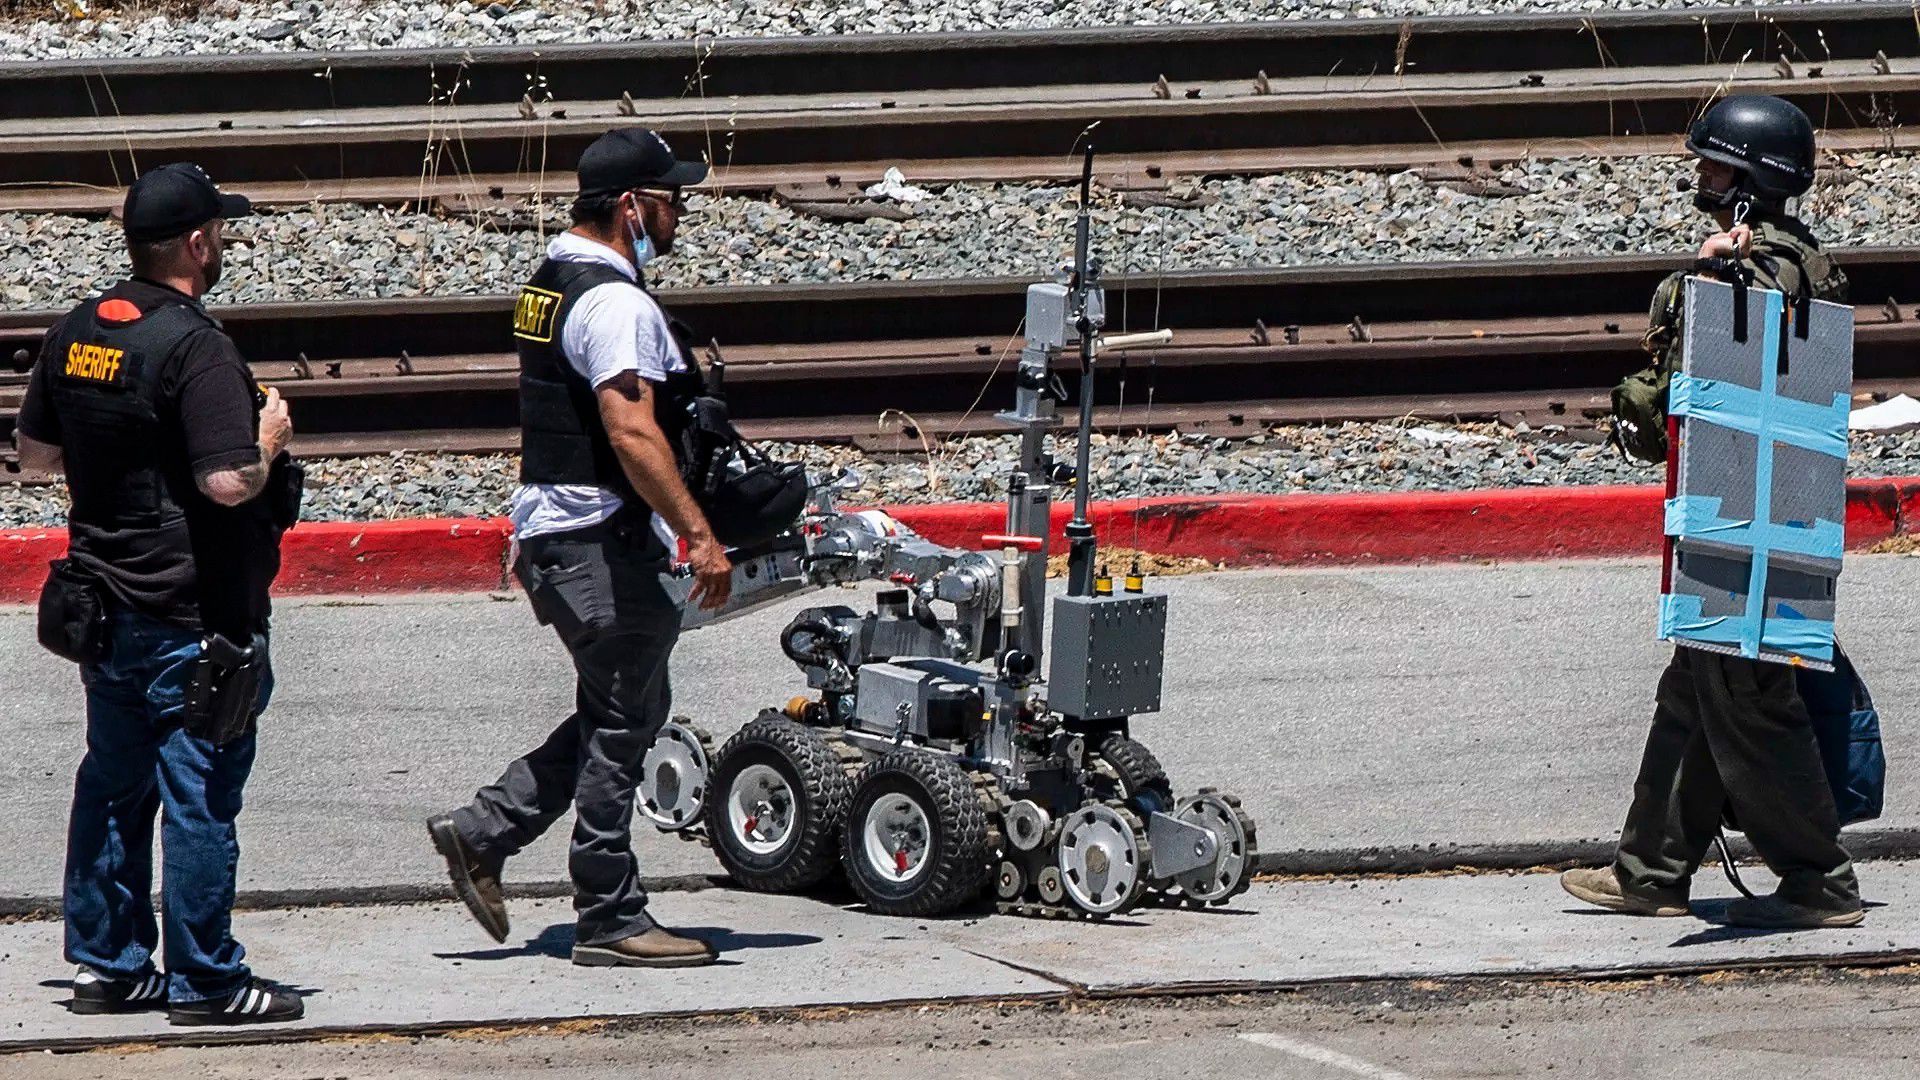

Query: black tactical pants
left=1614, top=646, right=1860, bottom=911
left=453, top=515, right=682, bottom=946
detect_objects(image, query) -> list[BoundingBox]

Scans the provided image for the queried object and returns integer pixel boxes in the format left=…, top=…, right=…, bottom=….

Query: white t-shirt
left=509, top=232, right=688, bottom=549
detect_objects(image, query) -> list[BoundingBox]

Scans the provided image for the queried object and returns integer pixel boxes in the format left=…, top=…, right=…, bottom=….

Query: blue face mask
left=625, top=213, right=655, bottom=273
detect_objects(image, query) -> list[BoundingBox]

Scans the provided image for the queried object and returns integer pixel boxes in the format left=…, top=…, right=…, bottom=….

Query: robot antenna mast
left=1064, top=145, right=1101, bottom=598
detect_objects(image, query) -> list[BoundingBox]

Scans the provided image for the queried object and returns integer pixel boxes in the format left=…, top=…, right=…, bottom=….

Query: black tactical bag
left=676, top=392, right=808, bottom=548
left=37, top=558, right=110, bottom=664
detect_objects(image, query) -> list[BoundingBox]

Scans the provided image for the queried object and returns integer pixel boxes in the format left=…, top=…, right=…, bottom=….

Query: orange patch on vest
left=97, top=298, right=143, bottom=324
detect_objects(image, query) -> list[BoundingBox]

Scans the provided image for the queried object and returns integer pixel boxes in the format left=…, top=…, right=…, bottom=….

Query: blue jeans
left=63, top=609, right=272, bottom=1003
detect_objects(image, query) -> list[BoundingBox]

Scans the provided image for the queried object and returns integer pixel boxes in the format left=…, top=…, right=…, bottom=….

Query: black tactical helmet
left=1686, top=95, right=1817, bottom=211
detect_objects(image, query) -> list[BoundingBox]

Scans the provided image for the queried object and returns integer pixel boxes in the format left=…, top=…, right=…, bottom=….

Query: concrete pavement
left=1, top=556, right=1916, bottom=903
left=23, top=964, right=1920, bottom=1080
left=2, top=858, right=1917, bottom=1051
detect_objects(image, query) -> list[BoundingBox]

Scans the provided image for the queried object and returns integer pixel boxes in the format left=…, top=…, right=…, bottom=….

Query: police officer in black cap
left=429, top=129, right=730, bottom=968
left=15, top=163, right=305, bottom=1024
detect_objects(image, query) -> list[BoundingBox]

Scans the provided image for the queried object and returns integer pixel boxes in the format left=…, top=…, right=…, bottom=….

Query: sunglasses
left=632, top=187, right=688, bottom=210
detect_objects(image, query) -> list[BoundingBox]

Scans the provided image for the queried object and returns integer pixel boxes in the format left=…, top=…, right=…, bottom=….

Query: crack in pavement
left=956, top=948, right=1090, bottom=994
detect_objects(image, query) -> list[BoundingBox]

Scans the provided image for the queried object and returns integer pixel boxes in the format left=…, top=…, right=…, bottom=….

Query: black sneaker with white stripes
left=167, top=978, right=304, bottom=1026
left=69, top=967, right=169, bottom=1015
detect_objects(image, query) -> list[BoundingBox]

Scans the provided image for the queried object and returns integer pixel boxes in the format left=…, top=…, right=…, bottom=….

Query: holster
left=36, top=559, right=110, bottom=664
left=267, top=454, right=305, bottom=531
left=184, top=631, right=268, bottom=745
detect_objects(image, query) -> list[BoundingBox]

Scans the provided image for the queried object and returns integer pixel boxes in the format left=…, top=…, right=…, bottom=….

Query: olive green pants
left=1613, top=646, right=1860, bottom=910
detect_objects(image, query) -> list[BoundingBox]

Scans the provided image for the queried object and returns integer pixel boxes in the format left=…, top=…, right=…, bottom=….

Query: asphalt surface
left=19, top=966, right=1920, bottom=1080
left=2, top=556, right=1916, bottom=901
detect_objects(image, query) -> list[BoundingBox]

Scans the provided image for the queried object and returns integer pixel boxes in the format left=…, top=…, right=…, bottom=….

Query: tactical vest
left=513, top=258, right=705, bottom=501
left=43, top=293, right=215, bottom=533
left=1611, top=213, right=1849, bottom=462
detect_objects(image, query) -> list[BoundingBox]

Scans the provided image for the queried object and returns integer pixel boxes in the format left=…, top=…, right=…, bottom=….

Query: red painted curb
left=279, top=519, right=511, bottom=595
left=888, top=486, right=1673, bottom=565
left=2, top=479, right=1915, bottom=603
left=0, top=529, right=71, bottom=606
left=1848, top=478, right=1905, bottom=549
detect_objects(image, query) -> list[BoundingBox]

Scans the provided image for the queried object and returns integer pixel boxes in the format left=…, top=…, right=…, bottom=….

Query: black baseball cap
left=576, top=128, right=709, bottom=197
left=122, top=163, right=253, bottom=243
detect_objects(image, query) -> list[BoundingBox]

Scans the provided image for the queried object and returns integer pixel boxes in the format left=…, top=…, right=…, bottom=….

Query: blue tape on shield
left=1662, top=287, right=1847, bottom=663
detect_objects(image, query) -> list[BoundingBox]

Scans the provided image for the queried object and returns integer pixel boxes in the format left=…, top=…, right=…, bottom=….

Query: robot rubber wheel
left=1092, top=734, right=1175, bottom=815
left=842, top=749, right=994, bottom=917
left=704, top=712, right=852, bottom=893
left=636, top=719, right=714, bottom=832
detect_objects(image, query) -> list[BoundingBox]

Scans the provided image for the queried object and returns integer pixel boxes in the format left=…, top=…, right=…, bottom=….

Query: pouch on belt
left=36, top=558, right=109, bottom=664
left=267, top=453, right=306, bottom=531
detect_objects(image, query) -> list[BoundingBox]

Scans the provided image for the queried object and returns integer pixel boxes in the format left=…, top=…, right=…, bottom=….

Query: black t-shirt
left=17, top=278, right=279, bottom=635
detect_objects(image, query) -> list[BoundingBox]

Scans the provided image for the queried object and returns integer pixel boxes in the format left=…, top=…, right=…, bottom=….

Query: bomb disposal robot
left=639, top=151, right=1257, bottom=918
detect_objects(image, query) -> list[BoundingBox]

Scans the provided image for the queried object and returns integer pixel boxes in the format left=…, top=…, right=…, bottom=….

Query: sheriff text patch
left=63, top=342, right=126, bottom=386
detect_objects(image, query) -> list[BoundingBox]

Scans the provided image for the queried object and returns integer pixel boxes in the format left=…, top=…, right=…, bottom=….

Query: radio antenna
left=1063, top=144, right=1101, bottom=598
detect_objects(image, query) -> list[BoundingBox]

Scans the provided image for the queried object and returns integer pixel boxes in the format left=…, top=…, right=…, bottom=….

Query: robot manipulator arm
left=680, top=505, right=1003, bottom=663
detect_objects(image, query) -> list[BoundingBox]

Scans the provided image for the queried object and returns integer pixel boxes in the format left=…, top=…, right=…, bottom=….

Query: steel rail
left=10, top=247, right=1920, bottom=360
left=6, top=124, right=1920, bottom=218
left=3, top=3, right=1918, bottom=188
left=7, top=3, right=1917, bottom=118
left=4, top=251, right=1920, bottom=456
left=9, top=61, right=1920, bottom=188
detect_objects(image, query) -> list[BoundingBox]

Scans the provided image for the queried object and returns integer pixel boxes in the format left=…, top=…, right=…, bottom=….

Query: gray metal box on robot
left=852, top=659, right=988, bottom=741
left=1047, top=593, right=1167, bottom=721
left=1024, top=281, right=1104, bottom=351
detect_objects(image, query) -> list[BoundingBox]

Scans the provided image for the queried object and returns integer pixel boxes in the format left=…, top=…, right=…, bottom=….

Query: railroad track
left=5, top=248, right=1920, bottom=463
left=2, top=6, right=1917, bottom=467
left=2, top=4, right=1917, bottom=199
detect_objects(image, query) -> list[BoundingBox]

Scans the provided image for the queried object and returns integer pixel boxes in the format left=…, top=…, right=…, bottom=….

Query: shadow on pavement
left=434, top=923, right=821, bottom=962
left=435, top=923, right=575, bottom=961
left=681, top=927, right=821, bottom=951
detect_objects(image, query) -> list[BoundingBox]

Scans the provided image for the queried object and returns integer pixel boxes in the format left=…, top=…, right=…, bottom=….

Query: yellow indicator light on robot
left=1124, top=572, right=1144, bottom=594
left=1094, top=567, right=1114, bottom=596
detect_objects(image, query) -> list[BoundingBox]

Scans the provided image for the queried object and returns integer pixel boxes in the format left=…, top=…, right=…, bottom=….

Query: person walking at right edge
left=1564, top=96, right=1863, bottom=930
left=429, top=129, right=733, bottom=967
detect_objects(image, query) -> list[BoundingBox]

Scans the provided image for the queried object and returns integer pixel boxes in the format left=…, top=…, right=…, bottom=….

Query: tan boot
left=1725, top=893, right=1864, bottom=929
left=573, top=926, right=718, bottom=968
left=427, top=815, right=510, bottom=943
left=1560, top=867, right=1690, bottom=916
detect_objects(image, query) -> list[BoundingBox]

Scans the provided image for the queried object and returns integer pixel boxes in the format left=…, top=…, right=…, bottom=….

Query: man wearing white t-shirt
left=429, top=129, right=731, bottom=968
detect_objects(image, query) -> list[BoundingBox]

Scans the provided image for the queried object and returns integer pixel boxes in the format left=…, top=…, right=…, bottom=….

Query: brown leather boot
left=427, top=815, right=509, bottom=943
left=572, top=925, right=718, bottom=968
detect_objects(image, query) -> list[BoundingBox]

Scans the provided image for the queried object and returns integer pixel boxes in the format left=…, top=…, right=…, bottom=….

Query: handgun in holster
left=185, top=632, right=268, bottom=745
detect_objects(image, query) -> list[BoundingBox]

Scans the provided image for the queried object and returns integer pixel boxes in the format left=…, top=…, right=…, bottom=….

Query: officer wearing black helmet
left=14, top=163, right=305, bottom=1024
left=1610, top=95, right=1849, bottom=462
left=1564, top=96, right=1863, bottom=929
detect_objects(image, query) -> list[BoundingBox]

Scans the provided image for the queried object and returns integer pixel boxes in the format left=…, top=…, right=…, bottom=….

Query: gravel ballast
left=8, top=423, right=1920, bottom=528
left=1, top=0, right=1869, bottom=62
left=4, top=154, right=1917, bottom=309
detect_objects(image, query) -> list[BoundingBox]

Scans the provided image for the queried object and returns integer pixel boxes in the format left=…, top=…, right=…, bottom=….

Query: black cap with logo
left=576, top=128, right=709, bottom=197
left=122, top=163, right=253, bottom=243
